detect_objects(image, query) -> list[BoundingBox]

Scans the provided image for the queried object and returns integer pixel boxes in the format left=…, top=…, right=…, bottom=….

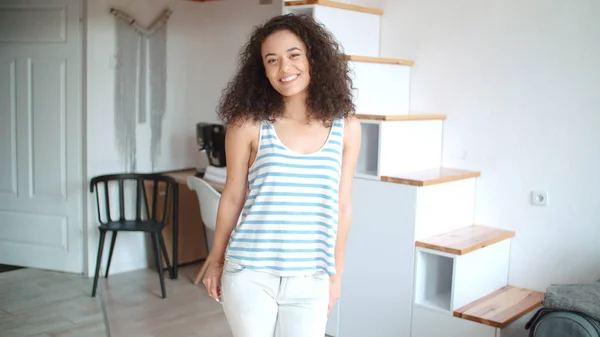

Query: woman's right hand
left=202, top=259, right=224, bottom=301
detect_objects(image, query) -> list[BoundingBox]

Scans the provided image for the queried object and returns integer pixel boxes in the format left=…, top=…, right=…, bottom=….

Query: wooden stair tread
left=345, top=55, right=414, bottom=66
left=415, top=225, right=515, bottom=255
left=454, top=286, right=545, bottom=328
left=356, top=114, right=446, bottom=121
left=285, top=0, right=383, bottom=15
left=380, top=168, right=480, bottom=186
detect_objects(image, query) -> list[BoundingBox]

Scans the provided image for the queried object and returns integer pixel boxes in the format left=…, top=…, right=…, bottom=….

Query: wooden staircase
left=410, top=201, right=544, bottom=337
left=282, top=1, right=544, bottom=337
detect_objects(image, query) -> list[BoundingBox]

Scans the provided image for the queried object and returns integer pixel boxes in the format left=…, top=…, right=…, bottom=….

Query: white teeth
left=281, top=75, right=298, bottom=82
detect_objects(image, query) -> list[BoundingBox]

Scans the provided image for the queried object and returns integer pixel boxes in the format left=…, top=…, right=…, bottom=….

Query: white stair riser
left=414, top=178, right=477, bottom=241
left=284, top=5, right=380, bottom=57
left=379, top=120, right=443, bottom=176
left=411, top=305, right=497, bottom=337
left=349, top=61, right=411, bottom=116
left=414, top=249, right=454, bottom=311
left=453, top=239, right=511, bottom=310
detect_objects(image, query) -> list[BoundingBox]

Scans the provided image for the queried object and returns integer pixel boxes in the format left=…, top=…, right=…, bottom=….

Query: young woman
left=202, top=13, right=362, bottom=337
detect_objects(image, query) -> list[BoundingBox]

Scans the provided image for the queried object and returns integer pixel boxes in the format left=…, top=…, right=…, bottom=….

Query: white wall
left=85, top=0, right=281, bottom=276
left=351, top=0, right=600, bottom=292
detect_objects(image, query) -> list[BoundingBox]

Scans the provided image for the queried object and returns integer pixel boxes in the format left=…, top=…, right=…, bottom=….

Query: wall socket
left=259, top=0, right=272, bottom=4
left=531, top=191, right=548, bottom=206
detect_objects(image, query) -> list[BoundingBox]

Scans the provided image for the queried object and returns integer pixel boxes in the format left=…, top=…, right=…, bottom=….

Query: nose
left=279, top=57, right=292, bottom=72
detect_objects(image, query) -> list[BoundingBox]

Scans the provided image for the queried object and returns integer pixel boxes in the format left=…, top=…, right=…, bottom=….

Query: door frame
left=81, top=0, right=90, bottom=276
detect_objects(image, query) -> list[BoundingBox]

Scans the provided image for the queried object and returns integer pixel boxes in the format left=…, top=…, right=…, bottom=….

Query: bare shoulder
left=227, top=117, right=261, bottom=139
left=343, top=115, right=362, bottom=146
left=226, top=117, right=261, bottom=149
left=223, top=117, right=261, bottom=198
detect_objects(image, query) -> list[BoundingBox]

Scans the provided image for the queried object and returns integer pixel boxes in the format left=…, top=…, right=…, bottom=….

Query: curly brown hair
left=217, top=14, right=355, bottom=126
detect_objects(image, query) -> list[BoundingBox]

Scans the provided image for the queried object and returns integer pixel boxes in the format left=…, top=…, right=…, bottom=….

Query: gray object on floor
left=544, top=282, right=600, bottom=321
left=527, top=310, right=600, bottom=337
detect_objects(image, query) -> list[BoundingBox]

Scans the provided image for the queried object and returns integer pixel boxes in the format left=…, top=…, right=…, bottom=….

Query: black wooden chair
left=89, top=173, right=178, bottom=299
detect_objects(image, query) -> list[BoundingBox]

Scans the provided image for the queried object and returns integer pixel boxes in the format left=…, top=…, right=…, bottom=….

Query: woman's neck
left=282, top=91, right=311, bottom=123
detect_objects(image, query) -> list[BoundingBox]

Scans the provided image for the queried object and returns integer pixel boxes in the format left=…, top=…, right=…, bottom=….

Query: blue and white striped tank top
left=224, top=117, right=344, bottom=276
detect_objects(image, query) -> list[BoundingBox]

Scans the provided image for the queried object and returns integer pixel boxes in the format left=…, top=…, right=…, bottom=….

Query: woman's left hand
left=328, top=274, right=342, bottom=317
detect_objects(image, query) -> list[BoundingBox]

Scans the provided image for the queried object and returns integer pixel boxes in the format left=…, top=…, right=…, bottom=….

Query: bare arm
left=334, top=116, right=362, bottom=276
left=209, top=120, right=257, bottom=264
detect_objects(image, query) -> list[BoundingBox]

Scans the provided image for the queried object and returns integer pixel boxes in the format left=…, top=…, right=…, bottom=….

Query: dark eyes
left=266, top=54, right=301, bottom=64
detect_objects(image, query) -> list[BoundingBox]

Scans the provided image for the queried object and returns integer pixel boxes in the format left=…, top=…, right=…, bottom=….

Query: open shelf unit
left=355, top=120, right=380, bottom=179
left=414, top=249, right=454, bottom=312
left=414, top=225, right=517, bottom=315
left=354, top=116, right=445, bottom=180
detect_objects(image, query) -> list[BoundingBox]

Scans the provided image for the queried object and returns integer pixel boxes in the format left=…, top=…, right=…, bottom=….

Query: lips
left=279, top=74, right=299, bottom=83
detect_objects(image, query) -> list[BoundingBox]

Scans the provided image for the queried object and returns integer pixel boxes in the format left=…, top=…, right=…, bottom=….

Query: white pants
left=220, top=260, right=330, bottom=337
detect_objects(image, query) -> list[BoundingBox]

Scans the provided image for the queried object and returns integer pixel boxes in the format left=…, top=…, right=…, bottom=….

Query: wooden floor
left=0, top=263, right=232, bottom=337
left=0, top=267, right=107, bottom=337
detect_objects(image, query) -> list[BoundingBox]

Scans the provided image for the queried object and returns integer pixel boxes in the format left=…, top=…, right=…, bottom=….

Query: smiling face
left=261, top=29, right=311, bottom=99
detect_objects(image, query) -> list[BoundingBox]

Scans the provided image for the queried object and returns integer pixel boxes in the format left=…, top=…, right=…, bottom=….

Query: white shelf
left=418, top=292, right=452, bottom=313
left=414, top=249, right=453, bottom=312
left=355, top=121, right=380, bottom=178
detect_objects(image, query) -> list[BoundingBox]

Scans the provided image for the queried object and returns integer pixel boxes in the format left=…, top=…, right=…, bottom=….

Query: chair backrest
left=89, top=173, right=178, bottom=226
left=203, top=165, right=227, bottom=185
left=186, top=176, right=220, bottom=231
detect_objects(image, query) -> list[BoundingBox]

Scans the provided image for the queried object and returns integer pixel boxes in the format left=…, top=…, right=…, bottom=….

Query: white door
left=0, top=0, right=83, bottom=273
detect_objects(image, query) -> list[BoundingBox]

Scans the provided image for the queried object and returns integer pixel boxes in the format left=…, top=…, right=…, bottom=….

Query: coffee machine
left=196, top=122, right=226, bottom=175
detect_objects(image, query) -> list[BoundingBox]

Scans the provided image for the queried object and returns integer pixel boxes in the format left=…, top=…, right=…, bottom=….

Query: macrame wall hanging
left=110, top=7, right=171, bottom=172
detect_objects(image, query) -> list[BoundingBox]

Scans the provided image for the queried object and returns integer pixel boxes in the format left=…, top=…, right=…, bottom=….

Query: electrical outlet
left=259, top=0, right=272, bottom=4
left=531, top=191, right=548, bottom=206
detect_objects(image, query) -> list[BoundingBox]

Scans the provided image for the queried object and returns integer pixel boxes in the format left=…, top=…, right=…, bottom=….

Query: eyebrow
left=264, top=47, right=302, bottom=59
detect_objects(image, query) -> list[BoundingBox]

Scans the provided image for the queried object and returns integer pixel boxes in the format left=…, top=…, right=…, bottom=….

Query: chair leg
left=151, top=232, right=167, bottom=299
left=193, top=253, right=211, bottom=286
left=158, top=233, right=173, bottom=280
left=91, top=230, right=107, bottom=297
left=105, top=231, right=118, bottom=278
